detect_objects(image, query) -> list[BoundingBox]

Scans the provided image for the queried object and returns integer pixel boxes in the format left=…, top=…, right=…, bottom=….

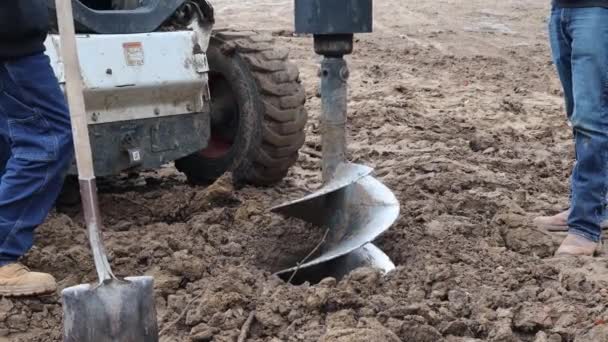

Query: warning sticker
left=123, top=42, right=144, bottom=66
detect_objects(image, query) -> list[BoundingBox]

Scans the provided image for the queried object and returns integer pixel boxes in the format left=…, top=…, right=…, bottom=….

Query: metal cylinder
left=321, top=57, right=349, bottom=182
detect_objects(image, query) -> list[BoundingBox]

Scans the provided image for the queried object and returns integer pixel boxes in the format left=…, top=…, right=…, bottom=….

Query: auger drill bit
left=271, top=0, right=399, bottom=282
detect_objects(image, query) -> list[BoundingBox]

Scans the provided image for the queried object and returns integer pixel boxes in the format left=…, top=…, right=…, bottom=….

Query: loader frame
left=45, top=1, right=215, bottom=176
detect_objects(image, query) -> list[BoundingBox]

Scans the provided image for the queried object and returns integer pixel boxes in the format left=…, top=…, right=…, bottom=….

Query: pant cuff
left=568, top=228, right=601, bottom=243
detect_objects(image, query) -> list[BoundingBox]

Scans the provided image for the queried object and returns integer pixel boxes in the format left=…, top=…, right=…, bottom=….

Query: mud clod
left=4, top=1, right=608, bottom=341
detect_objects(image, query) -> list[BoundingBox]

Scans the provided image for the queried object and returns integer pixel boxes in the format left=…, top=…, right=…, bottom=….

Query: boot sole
left=0, top=285, right=56, bottom=297
left=555, top=248, right=602, bottom=257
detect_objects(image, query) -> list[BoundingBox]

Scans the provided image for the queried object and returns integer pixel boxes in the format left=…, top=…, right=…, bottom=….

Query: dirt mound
left=3, top=1, right=608, bottom=341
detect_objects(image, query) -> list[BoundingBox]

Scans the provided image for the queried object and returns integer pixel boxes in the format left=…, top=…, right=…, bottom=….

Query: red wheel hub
left=199, top=134, right=232, bottom=158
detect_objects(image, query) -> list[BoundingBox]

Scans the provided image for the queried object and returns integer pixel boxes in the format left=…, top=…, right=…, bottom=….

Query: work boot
left=0, top=263, right=56, bottom=297
left=534, top=209, right=608, bottom=232
left=555, top=234, right=602, bottom=256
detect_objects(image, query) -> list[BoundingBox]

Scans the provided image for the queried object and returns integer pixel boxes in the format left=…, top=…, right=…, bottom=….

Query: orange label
left=123, top=42, right=144, bottom=66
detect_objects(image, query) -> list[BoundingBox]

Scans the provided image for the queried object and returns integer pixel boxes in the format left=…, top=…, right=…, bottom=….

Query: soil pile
left=3, top=1, right=608, bottom=341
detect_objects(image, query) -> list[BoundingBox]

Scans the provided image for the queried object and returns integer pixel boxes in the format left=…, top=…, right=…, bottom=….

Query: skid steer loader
left=46, top=0, right=307, bottom=193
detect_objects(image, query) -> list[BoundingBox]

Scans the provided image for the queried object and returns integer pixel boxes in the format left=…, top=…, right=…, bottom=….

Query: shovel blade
left=272, top=163, right=399, bottom=275
left=62, top=276, right=158, bottom=342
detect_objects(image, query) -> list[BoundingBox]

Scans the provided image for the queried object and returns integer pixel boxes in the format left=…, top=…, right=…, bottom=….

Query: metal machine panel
left=44, top=30, right=210, bottom=125
left=80, top=112, right=209, bottom=176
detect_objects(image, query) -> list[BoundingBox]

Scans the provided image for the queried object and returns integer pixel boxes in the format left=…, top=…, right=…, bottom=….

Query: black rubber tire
left=175, top=30, right=307, bottom=185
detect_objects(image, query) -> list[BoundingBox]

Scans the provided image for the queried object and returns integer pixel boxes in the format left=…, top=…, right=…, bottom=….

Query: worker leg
left=561, top=8, right=608, bottom=245
left=533, top=6, right=578, bottom=232
left=549, top=6, right=574, bottom=120
left=536, top=6, right=592, bottom=232
left=0, top=52, right=73, bottom=265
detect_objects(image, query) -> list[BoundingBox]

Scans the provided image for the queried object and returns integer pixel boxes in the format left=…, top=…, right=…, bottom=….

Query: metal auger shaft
left=315, top=34, right=355, bottom=248
left=320, top=56, right=349, bottom=182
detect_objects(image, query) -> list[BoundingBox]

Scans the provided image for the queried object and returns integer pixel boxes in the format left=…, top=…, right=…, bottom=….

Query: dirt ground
left=3, top=0, right=608, bottom=341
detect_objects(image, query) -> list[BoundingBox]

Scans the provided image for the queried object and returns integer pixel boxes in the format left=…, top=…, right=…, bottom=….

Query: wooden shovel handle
left=55, top=0, right=115, bottom=283
left=54, top=0, right=95, bottom=180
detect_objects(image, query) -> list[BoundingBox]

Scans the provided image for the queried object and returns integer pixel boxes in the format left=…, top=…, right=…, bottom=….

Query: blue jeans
left=549, top=6, right=608, bottom=242
left=0, top=53, right=73, bottom=265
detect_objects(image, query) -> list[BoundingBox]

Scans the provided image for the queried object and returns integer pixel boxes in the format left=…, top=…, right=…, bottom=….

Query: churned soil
left=2, top=1, right=608, bottom=341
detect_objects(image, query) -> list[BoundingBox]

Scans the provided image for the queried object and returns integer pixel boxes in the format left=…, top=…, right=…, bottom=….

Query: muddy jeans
left=0, top=53, right=73, bottom=265
left=549, top=6, right=608, bottom=242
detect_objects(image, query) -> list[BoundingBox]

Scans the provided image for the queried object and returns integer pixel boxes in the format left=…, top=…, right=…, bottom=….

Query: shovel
left=54, top=0, right=158, bottom=341
left=271, top=0, right=399, bottom=280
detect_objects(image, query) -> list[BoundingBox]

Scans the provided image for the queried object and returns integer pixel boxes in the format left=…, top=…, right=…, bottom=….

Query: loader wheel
left=175, top=31, right=307, bottom=185
left=56, top=175, right=80, bottom=207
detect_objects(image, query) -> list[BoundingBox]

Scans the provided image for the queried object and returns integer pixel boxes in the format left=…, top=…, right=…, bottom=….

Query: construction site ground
left=3, top=0, right=608, bottom=341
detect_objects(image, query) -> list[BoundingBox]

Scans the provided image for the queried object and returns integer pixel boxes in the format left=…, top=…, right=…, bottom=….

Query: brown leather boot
left=533, top=209, right=608, bottom=232
left=0, top=263, right=56, bottom=297
left=555, top=233, right=602, bottom=256
left=533, top=210, right=569, bottom=231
